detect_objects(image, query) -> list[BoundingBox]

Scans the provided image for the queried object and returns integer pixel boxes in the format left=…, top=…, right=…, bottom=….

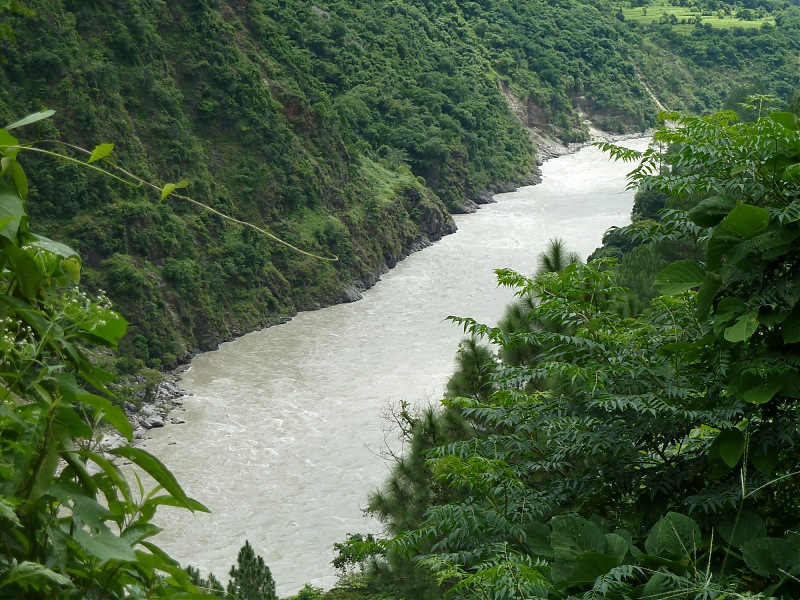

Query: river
left=144, top=138, right=651, bottom=596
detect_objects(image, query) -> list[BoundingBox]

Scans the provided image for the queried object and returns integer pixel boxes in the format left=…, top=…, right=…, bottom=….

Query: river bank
left=113, top=126, right=651, bottom=447
left=141, top=134, right=652, bottom=595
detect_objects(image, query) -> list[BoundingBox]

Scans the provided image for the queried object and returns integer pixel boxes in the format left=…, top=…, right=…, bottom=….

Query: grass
left=357, top=156, right=416, bottom=205
left=621, top=1, right=775, bottom=31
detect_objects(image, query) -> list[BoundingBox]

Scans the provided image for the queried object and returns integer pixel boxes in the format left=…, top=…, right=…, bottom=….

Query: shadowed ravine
left=144, top=138, right=651, bottom=596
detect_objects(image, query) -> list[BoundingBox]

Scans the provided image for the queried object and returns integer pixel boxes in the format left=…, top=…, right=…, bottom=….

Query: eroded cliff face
left=498, top=82, right=587, bottom=163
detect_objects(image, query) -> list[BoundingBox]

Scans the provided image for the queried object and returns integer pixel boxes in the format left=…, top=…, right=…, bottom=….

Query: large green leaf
left=718, top=204, right=770, bottom=239
left=29, top=235, right=82, bottom=284
left=77, top=307, right=128, bottom=349
left=0, top=128, right=19, bottom=156
left=710, top=428, right=745, bottom=468
left=77, top=450, right=134, bottom=511
left=121, top=523, right=162, bottom=545
left=0, top=181, right=25, bottom=242
left=604, top=533, right=628, bottom=563
left=30, top=234, right=80, bottom=259
left=0, top=560, right=72, bottom=591
left=755, top=225, right=800, bottom=258
left=724, top=311, right=759, bottom=342
left=741, top=537, right=798, bottom=577
left=687, top=194, right=736, bottom=227
left=655, top=260, right=705, bottom=296
left=27, top=429, right=61, bottom=502
left=644, top=512, right=701, bottom=561
left=714, top=296, right=745, bottom=323
left=782, top=304, right=800, bottom=344
left=743, top=379, right=783, bottom=404
left=111, top=445, right=208, bottom=513
left=65, top=491, right=115, bottom=531
left=696, top=277, right=720, bottom=320
left=0, top=498, right=20, bottom=526
left=60, top=257, right=81, bottom=284
left=717, top=511, right=766, bottom=549
left=642, top=573, right=673, bottom=599
left=0, top=294, right=50, bottom=336
left=87, top=143, right=114, bottom=164
left=72, top=528, right=137, bottom=563
left=551, top=515, right=606, bottom=558
left=769, top=111, right=800, bottom=131
left=758, top=305, right=789, bottom=327
left=160, top=180, right=187, bottom=201
left=76, top=390, right=132, bottom=439
left=142, top=494, right=211, bottom=514
left=136, top=543, right=202, bottom=591
left=54, top=374, right=132, bottom=440
left=706, top=230, right=743, bottom=271
left=10, top=159, right=27, bottom=200
left=750, top=442, right=781, bottom=475
left=524, top=521, right=555, bottom=557
left=784, top=163, right=800, bottom=183
left=57, top=436, right=98, bottom=496
left=5, top=110, right=56, bottom=131
left=560, top=552, right=620, bottom=587
left=2, top=246, right=41, bottom=298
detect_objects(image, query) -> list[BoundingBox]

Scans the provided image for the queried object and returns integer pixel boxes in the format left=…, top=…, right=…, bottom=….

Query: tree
left=227, top=541, right=277, bottom=600
left=0, top=0, right=32, bottom=43
left=344, top=108, right=800, bottom=598
left=186, top=565, right=226, bottom=597
left=631, top=187, right=669, bottom=220
left=444, top=336, right=496, bottom=400
left=535, top=237, right=581, bottom=275
left=446, top=238, right=582, bottom=395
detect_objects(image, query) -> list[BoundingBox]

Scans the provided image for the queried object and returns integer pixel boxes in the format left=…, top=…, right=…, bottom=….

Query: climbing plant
left=0, top=111, right=215, bottom=597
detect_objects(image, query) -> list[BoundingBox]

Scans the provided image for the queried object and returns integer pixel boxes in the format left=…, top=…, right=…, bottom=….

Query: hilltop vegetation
left=0, top=0, right=796, bottom=378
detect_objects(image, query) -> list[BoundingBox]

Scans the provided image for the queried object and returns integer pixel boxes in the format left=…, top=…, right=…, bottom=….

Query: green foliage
left=227, top=540, right=277, bottom=600
left=445, top=337, right=496, bottom=401
left=341, top=109, right=800, bottom=598
left=536, top=238, right=582, bottom=275
left=0, top=0, right=32, bottom=43
left=2, top=0, right=792, bottom=372
left=0, top=113, right=212, bottom=597
left=632, top=188, right=670, bottom=220
left=186, top=565, right=226, bottom=598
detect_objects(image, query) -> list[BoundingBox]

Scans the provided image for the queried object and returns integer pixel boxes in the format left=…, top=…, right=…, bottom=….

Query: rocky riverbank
left=100, top=371, right=191, bottom=450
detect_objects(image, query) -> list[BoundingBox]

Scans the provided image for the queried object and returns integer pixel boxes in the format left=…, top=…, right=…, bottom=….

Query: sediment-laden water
left=145, top=138, right=651, bottom=596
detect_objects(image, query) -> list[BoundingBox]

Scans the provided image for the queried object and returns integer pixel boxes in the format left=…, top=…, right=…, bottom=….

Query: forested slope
left=0, top=0, right=795, bottom=372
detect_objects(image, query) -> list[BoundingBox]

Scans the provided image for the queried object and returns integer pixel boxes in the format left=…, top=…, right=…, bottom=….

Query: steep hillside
left=0, top=0, right=794, bottom=371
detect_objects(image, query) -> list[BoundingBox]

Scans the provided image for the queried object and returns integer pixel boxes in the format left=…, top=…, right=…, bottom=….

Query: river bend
left=145, top=138, right=651, bottom=595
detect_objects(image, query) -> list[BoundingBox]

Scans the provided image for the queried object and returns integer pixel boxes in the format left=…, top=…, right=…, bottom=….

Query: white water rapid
left=144, top=138, right=651, bottom=596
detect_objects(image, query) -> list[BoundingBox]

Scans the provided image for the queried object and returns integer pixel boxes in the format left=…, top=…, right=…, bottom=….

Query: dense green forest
left=0, top=0, right=796, bottom=378
left=1, top=0, right=799, bottom=598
